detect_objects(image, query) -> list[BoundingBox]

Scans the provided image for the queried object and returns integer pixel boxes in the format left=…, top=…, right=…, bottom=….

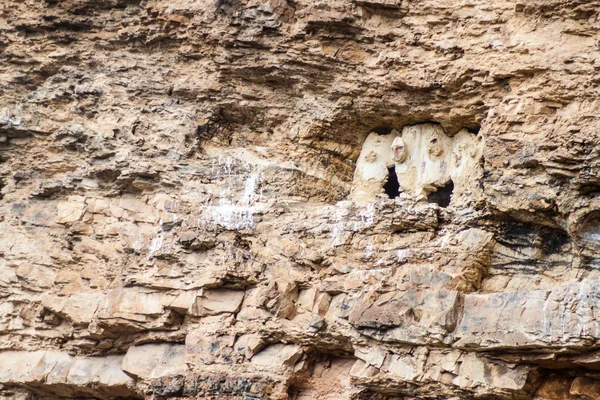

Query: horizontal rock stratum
left=1, top=0, right=600, bottom=399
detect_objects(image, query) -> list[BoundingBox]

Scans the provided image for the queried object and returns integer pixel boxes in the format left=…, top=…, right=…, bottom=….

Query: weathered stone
left=2, top=0, right=600, bottom=398
left=251, top=344, right=303, bottom=367
left=534, top=376, right=576, bottom=400
left=56, top=197, right=86, bottom=224
left=348, top=289, right=461, bottom=344
left=185, top=329, right=235, bottom=365
left=122, top=344, right=187, bottom=380
left=190, top=289, right=245, bottom=317
left=0, top=351, right=135, bottom=398
left=43, top=292, right=102, bottom=325
left=96, top=288, right=173, bottom=323
left=455, top=279, right=600, bottom=350
left=233, top=334, right=264, bottom=360
left=168, top=290, right=198, bottom=314
left=570, top=377, right=600, bottom=399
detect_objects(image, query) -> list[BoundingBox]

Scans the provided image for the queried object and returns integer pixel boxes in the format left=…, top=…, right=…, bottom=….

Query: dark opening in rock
left=383, top=166, right=400, bottom=198
left=428, top=180, right=454, bottom=207
left=373, top=126, right=394, bottom=135
left=468, top=125, right=481, bottom=136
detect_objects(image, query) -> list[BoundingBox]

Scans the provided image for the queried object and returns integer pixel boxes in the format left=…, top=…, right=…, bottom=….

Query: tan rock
left=43, top=292, right=102, bottom=324
left=185, top=329, right=235, bottom=365
left=251, top=344, right=303, bottom=367
left=2, top=0, right=600, bottom=398
left=570, top=377, right=600, bottom=399
left=534, top=376, right=576, bottom=400
left=353, top=346, right=386, bottom=370
left=455, top=279, right=600, bottom=350
left=121, top=343, right=187, bottom=379
left=348, top=289, right=460, bottom=344
left=96, top=288, right=171, bottom=322
left=190, top=289, right=245, bottom=317
left=0, top=351, right=134, bottom=397
left=57, top=197, right=86, bottom=224
left=233, top=334, right=264, bottom=359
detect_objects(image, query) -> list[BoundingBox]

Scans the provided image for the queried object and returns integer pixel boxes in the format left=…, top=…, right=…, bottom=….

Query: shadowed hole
left=427, top=180, right=453, bottom=207
left=373, top=127, right=394, bottom=135
left=383, top=166, right=400, bottom=199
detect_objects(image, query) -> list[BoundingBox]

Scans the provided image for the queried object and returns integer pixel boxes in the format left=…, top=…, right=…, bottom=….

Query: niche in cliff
left=427, top=180, right=454, bottom=208
left=350, top=123, right=483, bottom=206
left=383, top=166, right=400, bottom=199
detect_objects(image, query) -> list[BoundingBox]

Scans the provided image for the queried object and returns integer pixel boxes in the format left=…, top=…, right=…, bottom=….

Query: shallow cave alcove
left=383, top=166, right=400, bottom=199
left=427, top=180, right=454, bottom=207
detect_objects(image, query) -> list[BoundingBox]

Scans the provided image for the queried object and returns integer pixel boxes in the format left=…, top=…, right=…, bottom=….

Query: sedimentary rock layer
left=1, top=0, right=600, bottom=399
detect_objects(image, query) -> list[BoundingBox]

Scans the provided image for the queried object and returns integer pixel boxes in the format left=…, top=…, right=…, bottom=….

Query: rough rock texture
left=1, top=0, right=600, bottom=399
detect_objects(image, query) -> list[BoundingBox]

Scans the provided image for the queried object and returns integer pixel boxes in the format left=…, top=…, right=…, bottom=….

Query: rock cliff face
left=2, top=0, right=600, bottom=399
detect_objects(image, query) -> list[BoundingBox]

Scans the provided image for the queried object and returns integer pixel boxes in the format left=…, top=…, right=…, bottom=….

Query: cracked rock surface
left=1, top=0, right=600, bottom=399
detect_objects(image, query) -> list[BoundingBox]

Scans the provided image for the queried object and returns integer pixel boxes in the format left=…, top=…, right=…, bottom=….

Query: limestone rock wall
left=1, top=0, right=600, bottom=399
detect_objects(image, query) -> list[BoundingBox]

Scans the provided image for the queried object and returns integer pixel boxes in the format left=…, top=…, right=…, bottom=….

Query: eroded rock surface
left=1, top=0, right=600, bottom=399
